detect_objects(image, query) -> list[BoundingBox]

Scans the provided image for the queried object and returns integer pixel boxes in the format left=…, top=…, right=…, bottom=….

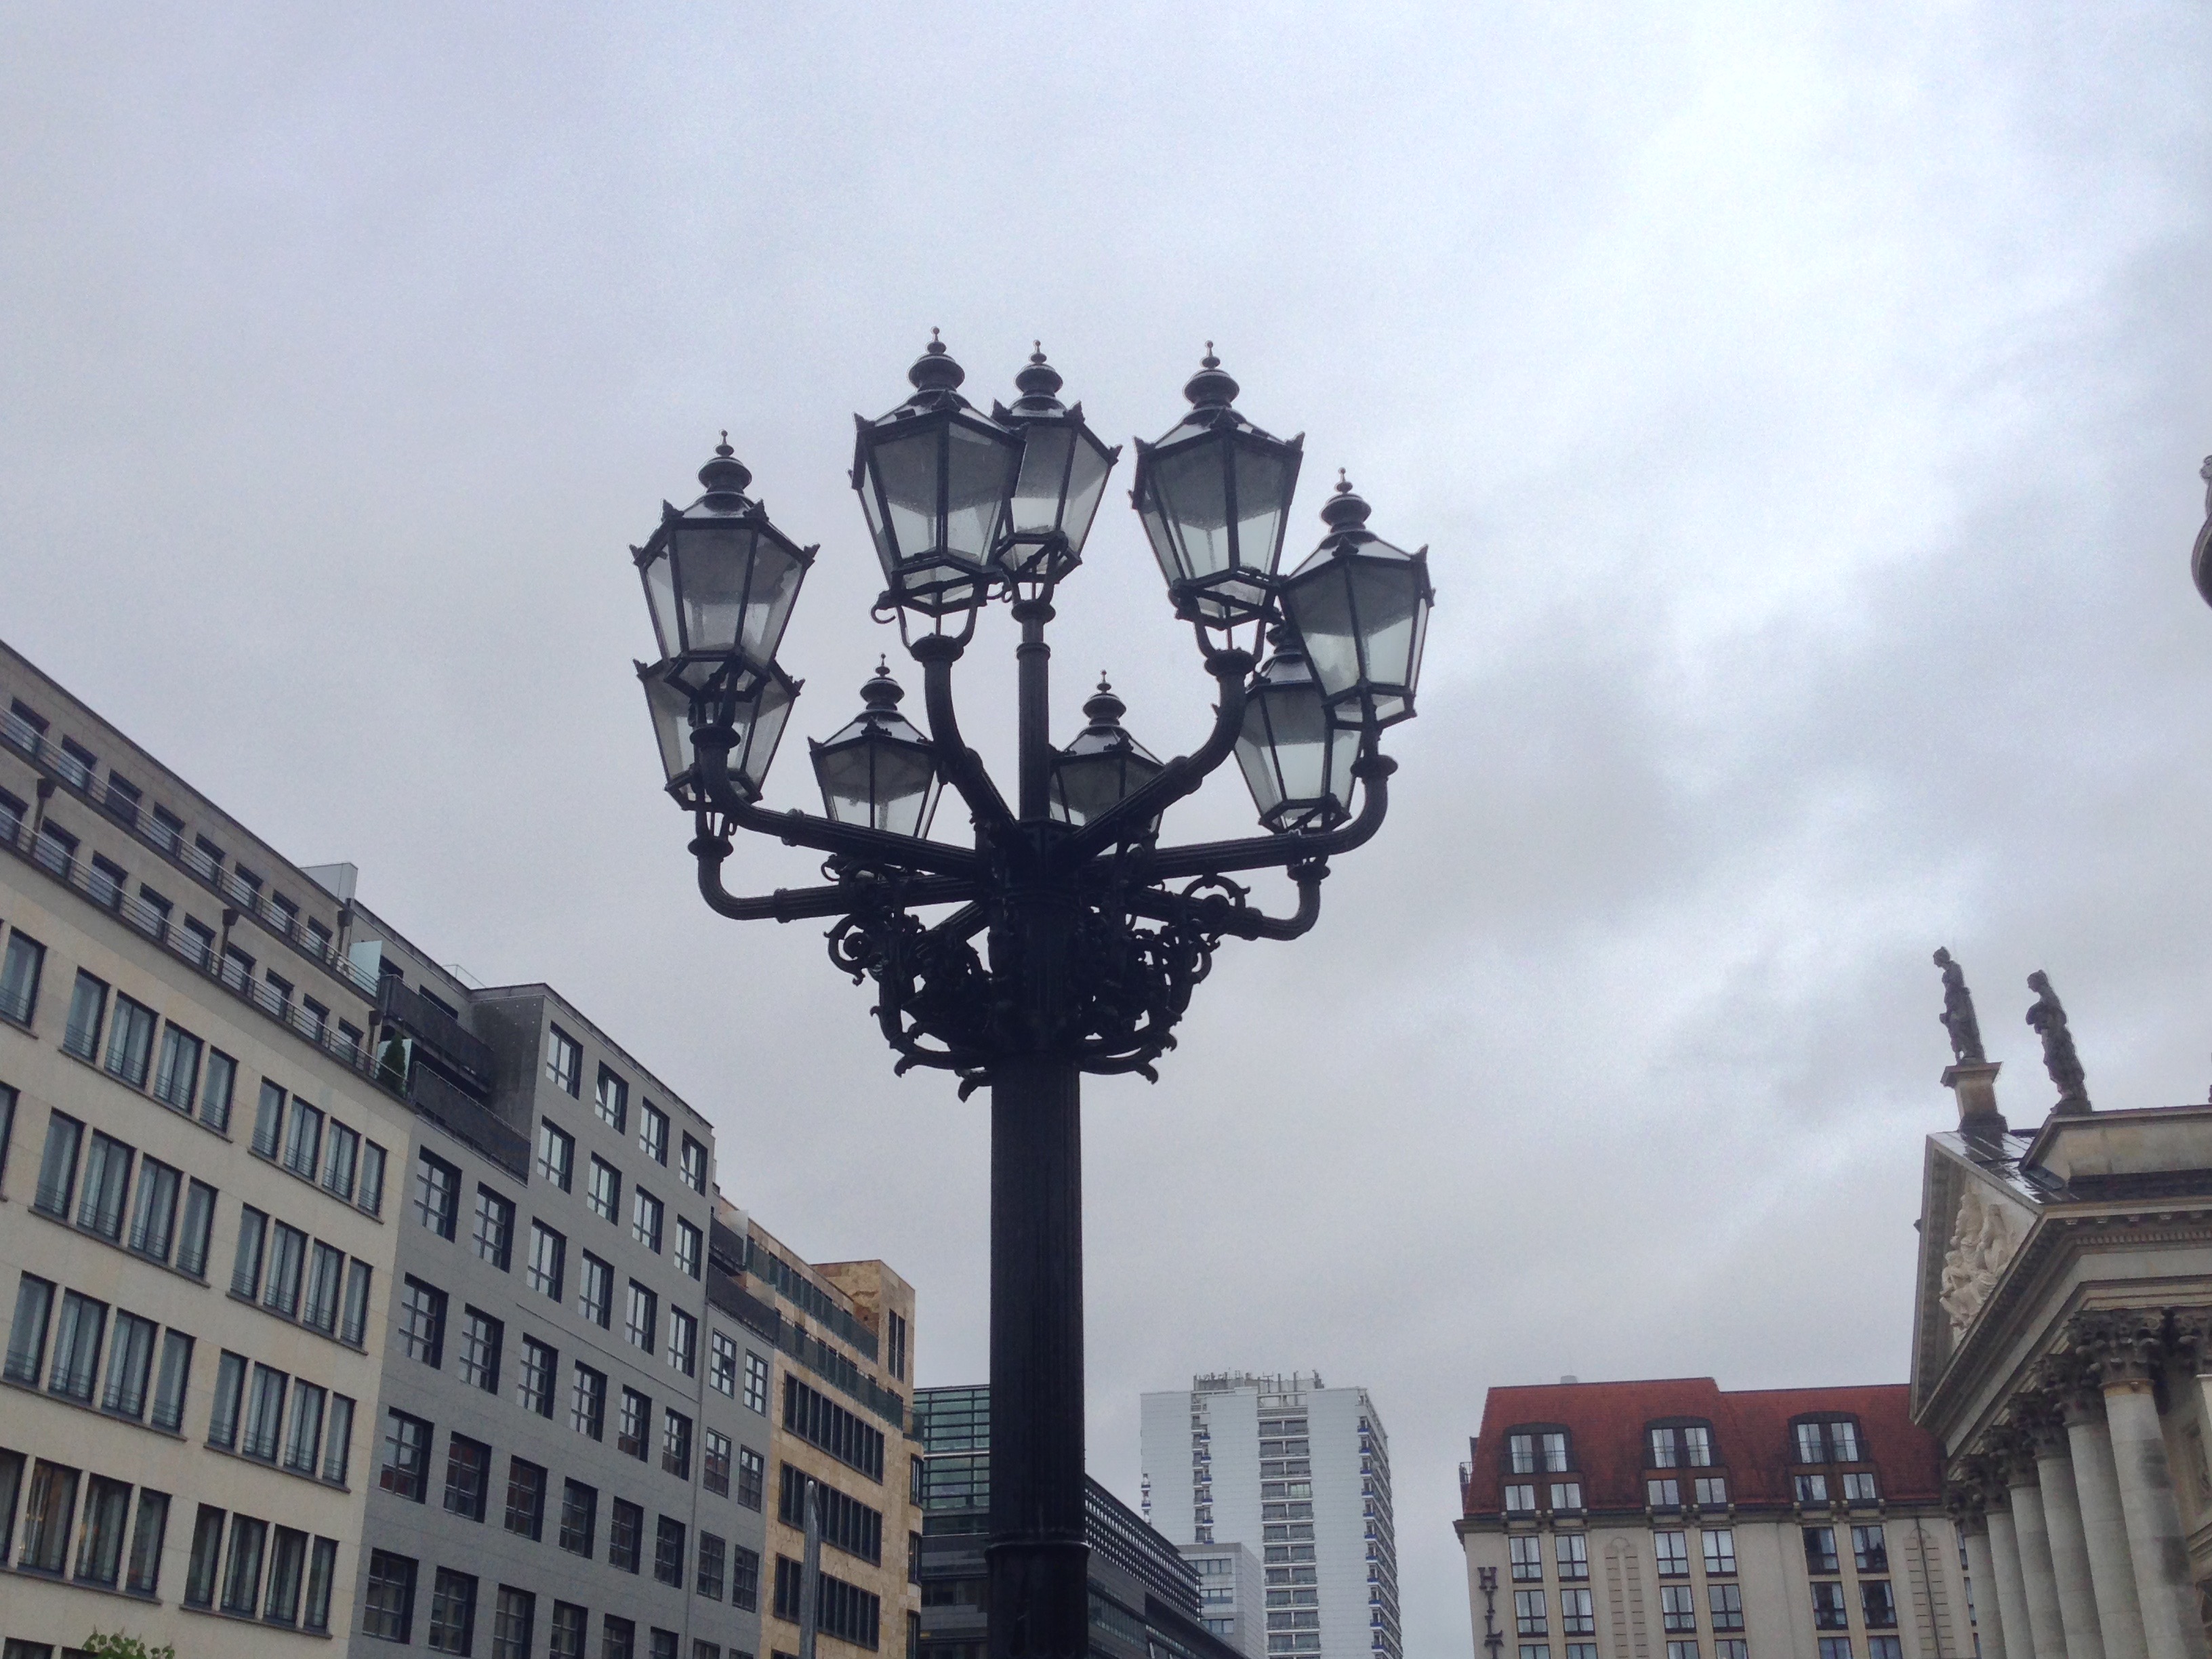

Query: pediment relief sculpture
left=1940, top=1181, right=2025, bottom=1339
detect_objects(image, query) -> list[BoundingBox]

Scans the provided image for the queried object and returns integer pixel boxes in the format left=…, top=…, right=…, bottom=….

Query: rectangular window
left=1561, top=1589, right=1595, bottom=1637
left=1703, top=1528, right=1738, bottom=1576
left=743, top=1349, right=770, bottom=1414
left=303, top=1240, right=344, bottom=1332
left=174, top=1178, right=216, bottom=1277
left=1655, top=1532, right=1689, bottom=1576
left=305, top=1534, right=339, bottom=1631
left=655, top=1514, right=687, bottom=1586
left=47, top=1288, right=106, bottom=1401
left=705, top=1428, right=732, bottom=1496
left=1805, top=1527, right=1840, bottom=1575
left=264, top=1525, right=307, bottom=1624
left=284, top=1097, right=323, bottom=1178
left=417, top=1150, right=462, bottom=1239
left=547, top=1025, right=581, bottom=1094
left=87, top=855, right=127, bottom=912
left=457, top=1306, right=504, bottom=1392
left=127, top=1155, right=180, bottom=1261
left=620, top=1386, right=653, bottom=1458
left=1649, top=1478, right=1682, bottom=1509
left=198, top=1047, right=235, bottom=1131
left=1831, top=1420, right=1862, bottom=1462
left=1684, top=1425, right=1713, bottom=1466
left=778, top=1465, right=885, bottom=1564
left=474, top=1185, right=515, bottom=1269
left=33, top=1109, right=83, bottom=1216
left=1509, top=1535, right=1542, bottom=1581
left=285, top=1381, right=327, bottom=1475
left=518, top=1335, right=558, bottom=1416
left=73, top=1472, right=130, bottom=1586
left=529, top=1221, right=567, bottom=1300
left=1869, top=1641, right=1903, bottom=1659
left=626, top=1280, right=657, bottom=1353
left=668, top=1306, right=697, bottom=1376
left=151, top=1329, right=192, bottom=1431
left=1659, top=1585, right=1696, bottom=1634
left=360, top=1139, right=388, bottom=1214
left=1650, top=1428, right=1679, bottom=1468
left=323, top=1120, right=359, bottom=1198
left=381, top=1409, right=432, bottom=1501
left=773, top=1556, right=882, bottom=1649
left=711, top=1330, right=738, bottom=1396
left=365, top=1549, right=419, bottom=1642
left=737, top=1446, right=765, bottom=1511
left=264, top=1220, right=306, bottom=1315
left=1862, top=1581, right=1897, bottom=1629
left=611, top=1498, right=644, bottom=1572
left=538, top=1119, right=575, bottom=1189
left=1813, top=1582, right=1851, bottom=1631
left=571, top=1362, right=607, bottom=1439
left=243, top=1361, right=288, bottom=1459
left=61, top=969, right=107, bottom=1059
left=698, top=1530, right=727, bottom=1599
left=559, top=1479, right=598, bottom=1556
left=0, top=929, right=45, bottom=1024
left=680, top=1133, right=708, bottom=1194
left=1666, top=1645, right=1700, bottom=1659
left=596, top=1065, right=628, bottom=1132
left=506, top=1458, right=548, bottom=1540
left=19, top=1458, right=80, bottom=1572
left=1843, top=1471, right=1880, bottom=1502
left=1853, top=1524, right=1889, bottom=1572
left=662, top=1408, right=693, bottom=1479
left=35, top=820, right=79, bottom=883
left=77, top=1128, right=135, bottom=1240
left=137, top=882, right=171, bottom=942
left=325, top=1394, right=356, bottom=1484
left=605, top=1616, right=637, bottom=1659
left=1709, top=1584, right=1745, bottom=1633
left=100, top=1309, right=156, bottom=1418
left=182, top=916, right=216, bottom=973
left=1796, top=1422, right=1827, bottom=1464
left=589, top=1155, right=621, bottom=1223
left=579, top=1251, right=613, bottom=1326
left=152, top=1024, right=202, bottom=1110
left=676, top=1216, right=702, bottom=1279
left=400, top=1275, right=448, bottom=1366
left=1551, top=1481, right=1582, bottom=1511
left=208, top=1350, right=247, bottom=1448
left=185, top=1504, right=224, bottom=1606
left=446, top=1433, right=493, bottom=1521
left=342, top=1260, right=374, bottom=1345
left=783, top=1375, right=887, bottom=1481
left=1557, top=1532, right=1589, bottom=1581
left=251, top=1078, right=284, bottom=1156
left=730, top=1543, right=760, bottom=1611
left=552, top=1603, right=589, bottom=1659
left=495, top=1585, right=537, bottom=1659
left=1819, top=1641, right=1854, bottom=1659
left=222, top=1513, right=267, bottom=1614
left=125, top=1488, right=169, bottom=1596
left=1694, top=1475, right=1729, bottom=1506
left=0, top=1273, right=43, bottom=1387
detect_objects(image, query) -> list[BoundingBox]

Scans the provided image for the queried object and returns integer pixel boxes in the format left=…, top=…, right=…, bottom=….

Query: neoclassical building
left=1911, top=956, right=2212, bottom=1659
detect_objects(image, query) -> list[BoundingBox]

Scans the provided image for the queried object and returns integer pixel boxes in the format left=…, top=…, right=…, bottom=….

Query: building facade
left=1455, top=1378, right=1971, bottom=1659
left=1, top=640, right=415, bottom=1652
left=1180, top=1540, right=1265, bottom=1659
left=0, top=637, right=920, bottom=1659
left=1910, top=1008, right=2212, bottom=1659
left=1139, top=1372, right=1401, bottom=1659
left=912, top=1384, right=1240, bottom=1659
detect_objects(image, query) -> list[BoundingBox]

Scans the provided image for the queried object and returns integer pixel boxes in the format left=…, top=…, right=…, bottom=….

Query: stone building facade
left=1455, top=1378, right=1971, bottom=1659
left=1910, top=1036, right=2212, bottom=1659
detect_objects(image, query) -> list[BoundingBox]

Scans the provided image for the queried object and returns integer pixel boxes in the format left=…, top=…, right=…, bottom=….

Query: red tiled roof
left=1462, top=1377, right=1943, bottom=1516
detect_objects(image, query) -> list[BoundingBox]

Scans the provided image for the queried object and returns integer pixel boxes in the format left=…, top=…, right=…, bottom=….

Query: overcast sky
left=6, top=4, right=2212, bottom=1652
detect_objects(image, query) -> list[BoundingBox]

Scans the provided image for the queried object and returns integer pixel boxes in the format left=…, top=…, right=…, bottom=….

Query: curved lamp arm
left=909, top=634, right=1015, bottom=839
left=1143, top=752, right=1395, bottom=881
left=691, top=727, right=985, bottom=880
left=1126, top=860, right=1326, bottom=942
left=692, top=833, right=982, bottom=921
left=1059, top=647, right=1254, bottom=865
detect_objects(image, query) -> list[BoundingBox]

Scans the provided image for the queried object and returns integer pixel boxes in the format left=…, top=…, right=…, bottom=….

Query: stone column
left=2064, top=1391, right=2148, bottom=1659
left=2009, top=1460, right=2072, bottom=1659
left=2082, top=1312, right=2210, bottom=1659
left=1987, top=1497, right=2041, bottom=1659
left=1957, top=1500, right=2010, bottom=1659
left=2030, top=1416, right=2106, bottom=1659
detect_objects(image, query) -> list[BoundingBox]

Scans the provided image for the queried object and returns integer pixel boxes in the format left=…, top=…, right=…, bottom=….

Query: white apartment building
left=1141, top=1371, right=1401, bottom=1659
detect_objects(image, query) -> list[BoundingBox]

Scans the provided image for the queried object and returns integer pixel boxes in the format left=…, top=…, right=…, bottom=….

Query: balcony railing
left=406, top=1061, right=530, bottom=1181
left=378, top=977, right=497, bottom=1092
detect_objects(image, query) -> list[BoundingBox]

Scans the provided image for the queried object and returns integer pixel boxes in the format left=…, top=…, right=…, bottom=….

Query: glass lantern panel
left=1053, top=752, right=1163, bottom=827
left=869, top=424, right=943, bottom=575
left=639, top=671, right=693, bottom=789
left=944, top=422, right=1017, bottom=560
left=1240, top=680, right=1327, bottom=819
left=1324, top=720, right=1362, bottom=815
left=731, top=677, right=797, bottom=798
left=1009, top=426, right=1076, bottom=536
left=1136, top=489, right=1180, bottom=587
left=737, top=537, right=807, bottom=666
left=1231, top=442, right=1298, bottom=579
left=1060, top=433, right=1115, bottom=558
left=641, top=552, right=680, bottom=661
left=1347, top=556, right=1425, bottom=693
left=1150, top=442, right=1231, bottom=581
left=863, top=744, right=937, bottom=836
left=672, top=520, right=760, bottom=657
left=1286, top=562, right=1362, bottom=699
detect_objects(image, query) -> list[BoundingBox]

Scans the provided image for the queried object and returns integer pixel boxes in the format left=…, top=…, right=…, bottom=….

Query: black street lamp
left=631, top=338, right=1431, bottom=1659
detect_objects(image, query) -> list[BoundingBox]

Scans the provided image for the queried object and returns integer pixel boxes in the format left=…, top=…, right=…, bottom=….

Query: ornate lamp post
left=630, top=337, right=1432, bottom=1659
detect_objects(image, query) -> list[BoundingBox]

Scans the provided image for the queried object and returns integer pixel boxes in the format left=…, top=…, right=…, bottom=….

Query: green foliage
left=80, top=1632, right=177, bottom=1659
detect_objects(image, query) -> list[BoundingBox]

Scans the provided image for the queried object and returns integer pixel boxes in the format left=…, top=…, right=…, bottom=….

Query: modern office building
left=1454, top=1377, right=1971, bottom=1659
left=1139, top=1372, right=1401, bottom=1659
left=1910, top=983, right=2212, bottom=1659
left=1180, top=1540, right=1265, bottom=1658
left=0, top=637, right=920, bottom=1659
left=1, top=640, right=417, bottom=1652
left=912, top=1384, right=1240, bottom=1659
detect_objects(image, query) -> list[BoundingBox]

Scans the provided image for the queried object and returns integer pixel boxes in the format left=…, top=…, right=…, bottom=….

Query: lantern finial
left=1184, top=345, right=1239, bottom=409
left=697, top=434, right=753, bottom=502
left=1012, top=344, right=1065, bottom=410
left=861, top=661, right=905, bottom=710
left=1084, top=676, right=1126, bottom=726
left=1319, top=474, right=1371, bottom=533
left=909, top=331, right=965, bottom=394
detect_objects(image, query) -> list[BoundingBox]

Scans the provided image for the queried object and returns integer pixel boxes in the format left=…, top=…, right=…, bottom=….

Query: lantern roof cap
left=1063, top=676, right=1159, bottom=762
left=697, top=432, right=754, bottom=507
left=1319, top=470, right=1372, bottom=533
left=1184, top=343, right=1240, bottom=410
left=860, top=658, right=906, bottom=711
left=909, top=329, right=966, bottom=392
left=1083, top=675, right=1125, bottom=726
left=1008, top=342, right=1066, bottom=413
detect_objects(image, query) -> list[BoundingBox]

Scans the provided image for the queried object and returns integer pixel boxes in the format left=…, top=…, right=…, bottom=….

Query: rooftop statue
left=2026, top=969, right=2091, bottom=1113
left=1934, top=947, right=1985, bottom=1065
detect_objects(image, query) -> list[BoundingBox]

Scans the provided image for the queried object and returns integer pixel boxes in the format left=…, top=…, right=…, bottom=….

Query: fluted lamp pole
left=628, top=337, right=1434, bottom=1659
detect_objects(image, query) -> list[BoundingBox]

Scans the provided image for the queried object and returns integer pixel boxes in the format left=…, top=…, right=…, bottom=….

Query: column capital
left=1946, top=1480, right=1990, bottom=1533
left=2166, top=1307, right=2212, bottom=1376
left=2070, top=1308, right=2168, bottom=1387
